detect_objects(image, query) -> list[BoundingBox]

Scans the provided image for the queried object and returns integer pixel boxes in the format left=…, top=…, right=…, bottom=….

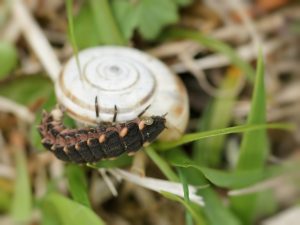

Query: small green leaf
left=0, top=75, right=53, bottom=105
left=74, top=0, right=125, bottom=48
left=66, top=164, right=91, bottom=208
left=42, top=193, right=105, bottom=225
left=138, top=0, right=178, bottom=40
left=111, top=0, right=139, bottom=40
left=0, top=42, right=18, bottom=79
left=112, top=0, right=179, bottom=40
left=161, top=191, right=207, bottom=225
left=10, top=150, right=32, bottom=223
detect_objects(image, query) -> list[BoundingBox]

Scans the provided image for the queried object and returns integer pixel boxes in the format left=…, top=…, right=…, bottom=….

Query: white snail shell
left=55, top=46, right=189, bottom=141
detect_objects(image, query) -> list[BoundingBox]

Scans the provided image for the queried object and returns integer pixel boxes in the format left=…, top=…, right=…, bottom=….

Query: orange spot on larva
left=99, top=134, right=106, bottom=143
left=138, top=121, right=145, bottom=130
left=119, top=127, right=128, bottom=137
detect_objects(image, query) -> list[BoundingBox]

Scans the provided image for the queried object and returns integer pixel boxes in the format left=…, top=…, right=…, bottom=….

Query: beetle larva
left=38, top=107, right=166, bottom=163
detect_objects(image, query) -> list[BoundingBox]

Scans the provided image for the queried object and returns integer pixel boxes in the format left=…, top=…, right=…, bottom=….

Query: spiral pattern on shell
left=55, top=46, right=189, bottom=140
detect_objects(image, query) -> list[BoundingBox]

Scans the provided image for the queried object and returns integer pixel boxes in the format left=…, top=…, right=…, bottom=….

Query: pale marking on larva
left=127, top=152, right=136, bottom=156
left=99, top=134, right=106, bottom=143
left=143, top=142, right=150, bottom=147
left=119, top=127, right=128, bottom=137
left=63, top=146, right=69, bottom=153
left=138, top=121, right=145, bottom=130
left=75, top=143, right=80, bottom=151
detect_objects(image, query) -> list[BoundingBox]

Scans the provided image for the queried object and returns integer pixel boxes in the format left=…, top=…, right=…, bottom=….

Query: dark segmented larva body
left=38, top=109, right=166, bottom=163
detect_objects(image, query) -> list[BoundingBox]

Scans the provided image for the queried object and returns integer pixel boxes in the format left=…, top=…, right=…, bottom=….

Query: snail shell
left=55, top=46, right=189, bottom=140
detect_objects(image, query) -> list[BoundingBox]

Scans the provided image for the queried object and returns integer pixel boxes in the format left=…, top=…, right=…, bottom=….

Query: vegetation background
left=0, top=0, right=300, bottom=224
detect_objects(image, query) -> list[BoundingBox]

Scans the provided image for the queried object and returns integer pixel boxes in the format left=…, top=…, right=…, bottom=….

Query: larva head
left=140, top=116, right=166, bottom=143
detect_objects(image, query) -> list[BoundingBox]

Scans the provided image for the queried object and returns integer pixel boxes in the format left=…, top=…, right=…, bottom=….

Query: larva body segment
left=38, top=108, right=166, bottom=164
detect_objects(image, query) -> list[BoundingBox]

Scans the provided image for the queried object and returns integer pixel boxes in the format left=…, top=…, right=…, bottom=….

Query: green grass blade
left=66, top=0, right=81, bottom=74
left=10, top=150, right=32, bottom=223
left=231, top=51, right=269, bottom=224
left=161, top=192, right=207, bottom=225
left=157, top=123, right=294, bottom=150
left=178, top=168, right=194, bottom=225
left=145, top=146, right=179, bottom=182
left=237, top=51, right=268, bottom=170
left=162, top=29, right=255, bottom=81
left=42, top=193, right=105, bottom=225
left=193, top=68, right=243, bottom=166
left=66, top=164, right=91, bottom=208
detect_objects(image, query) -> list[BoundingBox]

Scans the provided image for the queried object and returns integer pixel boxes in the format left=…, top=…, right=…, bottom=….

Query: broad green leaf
left=42, top=193, right=105, bottom=225
left=165, top=150, right=264, bottom=189
left=231, top=52, right=269, bottom=224
left=161, top=191, right=207, bottom=225
left=10, top=150, right=32, bottom=223
left=111, top=0, right=139, bottom=40
left=193, top=68, right=243, bottom=166
left=161, top=29, right=255, bottom=81
left=0, top=75, right=53, bottom=105
left=66, top=164, right=91, bottom=208
left=112, top=0, right=179, bottom=40
left=0, top=42, right=18, bottom=79
left=156, top=123, right=293, bottom=150
left=74, top=0, right=125, bottom=48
